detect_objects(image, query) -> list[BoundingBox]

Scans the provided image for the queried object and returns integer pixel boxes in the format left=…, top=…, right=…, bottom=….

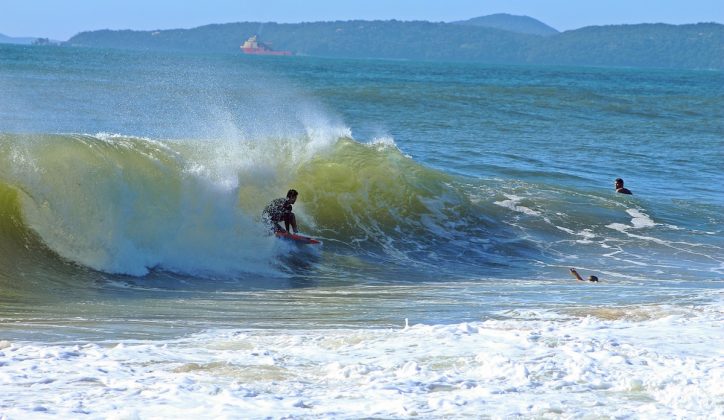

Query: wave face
left=0, top=133, right=525, bottom=282
left=0, top=133, right=293, bottom=278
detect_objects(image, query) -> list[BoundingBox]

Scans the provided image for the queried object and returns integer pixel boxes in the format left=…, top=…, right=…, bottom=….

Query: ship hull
left=241, top=48, right=292, bottom=56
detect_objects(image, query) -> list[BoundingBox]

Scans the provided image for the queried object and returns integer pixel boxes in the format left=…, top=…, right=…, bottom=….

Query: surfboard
left=275, top=231, right=321, bottom=245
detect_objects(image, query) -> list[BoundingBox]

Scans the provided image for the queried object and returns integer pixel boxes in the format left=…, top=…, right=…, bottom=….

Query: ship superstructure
left=240, top=35, right=292, bottom=56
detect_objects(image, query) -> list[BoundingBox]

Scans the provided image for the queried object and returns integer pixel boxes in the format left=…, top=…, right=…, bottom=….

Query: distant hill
left=452, top=13, right=559, bottom=36
left=65, top=20, right=724, bottom=70
left=528, top=23, right=724, bottom=69
left=0, top=33, right=37, bottom=45
left=67, top=21, right=537, bottom=63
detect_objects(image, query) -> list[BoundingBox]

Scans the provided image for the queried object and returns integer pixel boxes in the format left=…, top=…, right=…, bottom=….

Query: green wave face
left=1, top=133, right=277, bottom=278
left=0, top=181, right=34, bottom=268
left=296, top=138, right=486, bottom=245
left=2, top=134, right=182, bottom=273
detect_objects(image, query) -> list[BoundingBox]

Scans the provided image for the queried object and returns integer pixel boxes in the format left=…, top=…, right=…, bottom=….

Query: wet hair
left=588, top=275, right=599, bottom=282
left=286, top=189, right=298, bottom=198
left=615, top=178, right=624, bottom=185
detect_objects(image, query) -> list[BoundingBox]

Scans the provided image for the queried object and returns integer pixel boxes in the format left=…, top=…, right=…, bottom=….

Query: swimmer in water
left=569, top=268, right=599, bottom=282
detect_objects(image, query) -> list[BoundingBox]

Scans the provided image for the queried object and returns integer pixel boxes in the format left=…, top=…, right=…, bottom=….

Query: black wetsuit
left=262, top=198, right=293, bottom=231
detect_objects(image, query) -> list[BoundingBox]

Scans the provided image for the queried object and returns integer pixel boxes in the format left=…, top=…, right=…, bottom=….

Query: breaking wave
left=0, top=132, right=516, bottom=281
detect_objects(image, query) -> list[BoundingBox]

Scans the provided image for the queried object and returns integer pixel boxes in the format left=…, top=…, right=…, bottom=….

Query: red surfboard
left=275, top=231, right=321, bottom=245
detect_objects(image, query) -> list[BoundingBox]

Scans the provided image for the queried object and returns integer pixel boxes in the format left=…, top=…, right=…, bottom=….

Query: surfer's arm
left=569, top=268, right=584, bottom=281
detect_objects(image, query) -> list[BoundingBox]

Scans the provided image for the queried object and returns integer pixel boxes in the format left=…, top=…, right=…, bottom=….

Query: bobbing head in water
left=615, top=178, right=632, bottom=195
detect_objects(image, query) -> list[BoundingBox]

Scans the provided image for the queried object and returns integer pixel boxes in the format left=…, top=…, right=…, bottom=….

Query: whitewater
left=0, top=44, right=722, bottom=418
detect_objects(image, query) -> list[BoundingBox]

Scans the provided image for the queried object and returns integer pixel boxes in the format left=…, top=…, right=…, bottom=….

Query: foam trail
left=494, top=194, right=541, bottom=216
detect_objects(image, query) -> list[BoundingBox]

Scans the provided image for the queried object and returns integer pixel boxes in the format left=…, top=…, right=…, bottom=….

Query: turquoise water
left=0, top=44, right=722, bottom=418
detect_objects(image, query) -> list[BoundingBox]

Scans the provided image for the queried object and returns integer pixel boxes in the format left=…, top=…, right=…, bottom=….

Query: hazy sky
left=3, top=0, right=723, bottom=40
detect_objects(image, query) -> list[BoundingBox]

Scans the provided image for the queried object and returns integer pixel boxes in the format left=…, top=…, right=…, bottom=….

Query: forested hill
left=65, top=20, right=724, bottom=70
left=452, top=13, right=559, bottom=36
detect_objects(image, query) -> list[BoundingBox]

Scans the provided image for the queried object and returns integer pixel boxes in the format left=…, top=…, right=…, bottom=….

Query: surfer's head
left=286, top=189, right=298, bottom=203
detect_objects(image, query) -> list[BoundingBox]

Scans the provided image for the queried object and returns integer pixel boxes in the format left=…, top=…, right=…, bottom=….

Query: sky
left=2, top=0, right=723, bottom=41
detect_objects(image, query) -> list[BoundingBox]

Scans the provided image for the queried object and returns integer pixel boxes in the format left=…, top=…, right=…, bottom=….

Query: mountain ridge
left=63, top=17, right=724, bottom=70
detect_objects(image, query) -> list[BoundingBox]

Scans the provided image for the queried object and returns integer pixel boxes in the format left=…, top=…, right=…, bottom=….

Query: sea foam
left=2, top=304, right=721, bottom=419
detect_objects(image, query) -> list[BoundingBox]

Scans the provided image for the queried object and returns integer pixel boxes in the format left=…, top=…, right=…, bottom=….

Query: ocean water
left=0, top=44, right=722, bottom=418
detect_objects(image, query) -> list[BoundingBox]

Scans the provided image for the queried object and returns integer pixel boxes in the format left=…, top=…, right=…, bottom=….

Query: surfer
left=615, top=178, right=632, bottom=195
left=262, top=189, right=299, bottom=234
left=569, top=268, right=599, bottom=282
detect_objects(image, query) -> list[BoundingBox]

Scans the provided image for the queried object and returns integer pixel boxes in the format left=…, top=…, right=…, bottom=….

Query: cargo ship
left=240, top=35, right=292, bottom=56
